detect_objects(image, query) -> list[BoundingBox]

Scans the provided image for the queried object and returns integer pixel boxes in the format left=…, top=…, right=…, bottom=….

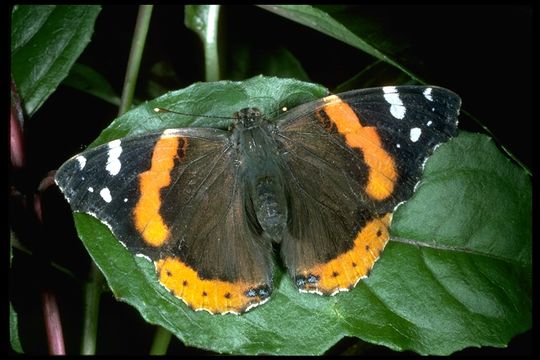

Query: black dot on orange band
left=376, top=229, right=382, bottom=237
left=332, top=271, right=339, bottom=277
left=182, top=280, right=188, bottom=286
left=202, top=291, right=207, bottom=297
left=352, top=262, right=357, bottom=267
left=166, top=270, right=172, bottom=277
left=224, top=292, right=231, bottom=299
left=365, top=245, right=370, bottom=251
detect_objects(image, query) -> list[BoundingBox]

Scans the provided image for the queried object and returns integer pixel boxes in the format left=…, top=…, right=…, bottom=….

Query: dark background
left=23, top=5, right=534, bottom=184
left=11, top=5, right=532, bottom=355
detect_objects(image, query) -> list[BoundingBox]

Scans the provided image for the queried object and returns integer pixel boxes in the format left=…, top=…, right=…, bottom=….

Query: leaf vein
left=390, top=236, right=525, bottom=268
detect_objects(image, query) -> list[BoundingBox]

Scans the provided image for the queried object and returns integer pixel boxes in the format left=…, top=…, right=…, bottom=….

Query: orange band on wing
left=298, top=214, right=391, bottom=294
left=322, top=95, right=397, bottom=201
left=133, top=136, right=182, bottom=246
left=156, top=257, right=269, bottom=314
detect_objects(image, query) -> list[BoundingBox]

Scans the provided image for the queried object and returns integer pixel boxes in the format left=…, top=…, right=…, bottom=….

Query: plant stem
left=34, top=177, right=65, bottom=355
left=80, top=263, right=103, bottom=355
left=118, top=5, right=154, bottom=116
left=203, top=5, right=221, bottom=81
left=150, top=326, right=172, bottom=355
left=10, top=79, right=25, bottom=168
left=42, top=290, right=65, bottom=355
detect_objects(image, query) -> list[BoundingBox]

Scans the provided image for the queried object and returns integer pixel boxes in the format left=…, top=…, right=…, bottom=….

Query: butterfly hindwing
left=55, top=128, right=274, bottom=314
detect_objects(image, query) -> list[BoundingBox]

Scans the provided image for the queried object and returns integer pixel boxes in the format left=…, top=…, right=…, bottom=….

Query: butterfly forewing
left=55, top=128, right=274, bottom=314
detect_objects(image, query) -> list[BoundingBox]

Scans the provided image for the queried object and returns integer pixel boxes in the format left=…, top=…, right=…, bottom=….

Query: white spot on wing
left=298, top=288, right=323, bottom=296
left=99, top=187, right=112, bottom=203
left=410, top=127, right=422, bottom=142
left=396, top=143, right=401, bottom=148
left=421, top=153, right=432, bottom=170
left=322, top=94, right=339, bottom=104
left=118, top=239, right=128, bottom=249
left=135, top=253, right=152, bottom=262
left=76, top=156, right=86, bottom=170
left=330, top=287, right=350, bottom=296
left=413, top=178, right=423, bottom=193
left=163, top=128, right=179, bottom=136
left=383, top=86, right=406, bottom=119
left=124, top=198, right=128, bottom=202
left=423, top=87, right=433, bottom=101
left=244, top=297, right=270, bottom=313
left=426, top=120, right=433, bottom=126
left=88, top=187, right=94, bottom=193
left=106, top=140, right=122, bottom=176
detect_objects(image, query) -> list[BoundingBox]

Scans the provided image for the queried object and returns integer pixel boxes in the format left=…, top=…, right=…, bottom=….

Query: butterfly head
left=233, top=107, right=264, bottom=130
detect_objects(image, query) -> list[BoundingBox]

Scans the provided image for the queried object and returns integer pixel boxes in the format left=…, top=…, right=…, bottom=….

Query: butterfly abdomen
left=253, top=175, right=287, bottom=240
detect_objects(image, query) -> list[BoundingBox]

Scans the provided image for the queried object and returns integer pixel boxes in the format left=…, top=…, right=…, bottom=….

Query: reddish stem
left=35, top=172, right=66, bottom=354
left=42, top=290, right=66, bottom=355
left=10, top=79, right=25, bottom=169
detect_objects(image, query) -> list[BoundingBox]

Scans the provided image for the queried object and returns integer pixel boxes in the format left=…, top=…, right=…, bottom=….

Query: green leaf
left=65, top=77, right=531, bottom=355
left=228, top=45, right=310, bottom=81
left=392, top=133, right=531, bottom=268
left=63, top=63, right=121, bottom=106
left=10, top=303, right=23, bottom=353
left=89, top=75, right=327, bottom=147
left=11, top=5, right=101, bottom=116
left=257, top=5, right=421, bottom=83
left=369, top=132, right=532, bottom=354
left=315, top=5, right=412, bottom=58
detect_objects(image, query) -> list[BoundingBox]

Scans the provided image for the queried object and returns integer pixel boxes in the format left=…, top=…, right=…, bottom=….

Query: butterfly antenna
left=153, top=107, right=235, bottom=120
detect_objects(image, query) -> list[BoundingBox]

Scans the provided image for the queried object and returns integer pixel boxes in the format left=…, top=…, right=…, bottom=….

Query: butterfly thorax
left=233, top=108, right=288, bottom=242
